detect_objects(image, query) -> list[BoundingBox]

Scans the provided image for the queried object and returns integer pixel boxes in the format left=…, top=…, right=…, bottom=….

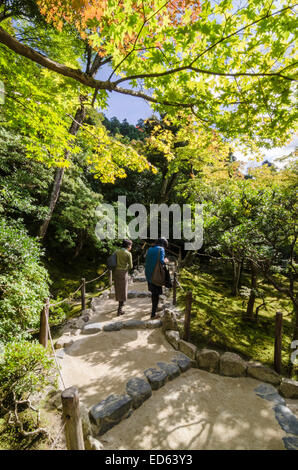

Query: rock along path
left=56, top=273, right=298, bottom=450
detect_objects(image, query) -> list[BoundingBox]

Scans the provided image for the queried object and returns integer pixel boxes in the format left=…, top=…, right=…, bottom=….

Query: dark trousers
left=117, top=300, right=125, bottom=316
left=148, top=282, right=162, bottom=318
left=151, top=292, right=159, bottom=317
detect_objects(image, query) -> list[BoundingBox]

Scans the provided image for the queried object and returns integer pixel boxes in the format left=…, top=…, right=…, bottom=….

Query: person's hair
left=122, top=239, right=133, bottom=248
left=155, top=237, right=168, bottom=248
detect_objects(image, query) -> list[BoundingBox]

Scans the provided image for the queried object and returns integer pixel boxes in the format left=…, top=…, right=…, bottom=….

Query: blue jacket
left=145, top=245, right=165, bottom=283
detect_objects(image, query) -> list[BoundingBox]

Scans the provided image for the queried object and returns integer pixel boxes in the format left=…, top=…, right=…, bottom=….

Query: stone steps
left=88, top=353, right=192, bottom=436
left=109, top=290, right=151, bottom=299
left=82, top=317, right=162, bottom=335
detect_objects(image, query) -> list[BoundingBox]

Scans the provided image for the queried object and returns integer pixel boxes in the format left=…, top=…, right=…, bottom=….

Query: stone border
left=86, top=352, right=192, bottom=439
left=254, top=383, right=298, bottom=449
left=160, top=303, right=298, bottom=451
left=161, top=304, right=298, bottom=397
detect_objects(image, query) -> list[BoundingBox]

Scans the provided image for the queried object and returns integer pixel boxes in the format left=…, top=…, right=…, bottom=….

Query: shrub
left=0, top=218, right=50, bottom=342
left=0, top=340, right=54, bottom=437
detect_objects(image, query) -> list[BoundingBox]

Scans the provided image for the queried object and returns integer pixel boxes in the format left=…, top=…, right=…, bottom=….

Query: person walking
left=145, top=237, right=169, bottom=318
left=114, top=239, right=133, bottom=316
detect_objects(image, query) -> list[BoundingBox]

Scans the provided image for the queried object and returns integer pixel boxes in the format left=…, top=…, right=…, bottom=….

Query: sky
left=98, top=63, right=155, bottom=124
left=104, top=89, right=154, bottom=124
left=235, top=136, right=298, bottom=172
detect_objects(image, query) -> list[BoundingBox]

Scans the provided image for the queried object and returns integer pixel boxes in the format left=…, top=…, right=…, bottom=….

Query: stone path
left=54, top=270, right=298, bottom=450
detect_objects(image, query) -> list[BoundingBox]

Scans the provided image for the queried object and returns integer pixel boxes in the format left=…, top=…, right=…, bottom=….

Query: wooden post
left=274, top=311, right=283, bottom=374
left=174, top=259, right=178, bottom=274
left=183, top=290, right=192, bottom=342
left=178, top=247, right=182, bottom=266
left=137, top=255, right=140, bottom=270
left=173, top=272, right=177, bottom=306
left=39, top=298, right=49, bottom=348
left=109, top=269, right=113, bottom=287
left=61, top=387, right=84, bottom=450
left=81, top=278, right=86, bottom=311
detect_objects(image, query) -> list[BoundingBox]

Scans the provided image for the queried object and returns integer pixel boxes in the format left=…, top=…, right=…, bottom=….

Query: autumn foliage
left=37, top=0, right=201, bottom=55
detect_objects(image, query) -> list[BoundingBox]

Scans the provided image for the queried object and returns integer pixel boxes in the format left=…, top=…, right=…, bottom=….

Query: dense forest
left=0, top=0, right=297, bottom=450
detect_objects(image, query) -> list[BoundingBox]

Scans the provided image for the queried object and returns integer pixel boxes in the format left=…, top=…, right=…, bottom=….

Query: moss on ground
left=0, top=389, right=67, bottom=451
left=46, top=256, right=108, bottom=299
left=0, top=409, right=49, bottom=450
left=178, top=266, right=297, bottom=378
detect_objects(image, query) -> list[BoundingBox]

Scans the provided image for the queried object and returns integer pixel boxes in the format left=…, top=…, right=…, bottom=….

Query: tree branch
left=0, top=26, right=104, bottom=88
left=189, top=3, right=297, bottom=66
left=263, top=272, right=291, bottom=296
left=113, top=64, right=297, bottom=86
left=0, top=1, right=296, bottom=116
left=0, top=26, right=200, bottom=107
left=12, top=391, right=48, bottom=438
left=113, top=4, right=298, bottom=86
left=111, top=84, right=197, bottom=108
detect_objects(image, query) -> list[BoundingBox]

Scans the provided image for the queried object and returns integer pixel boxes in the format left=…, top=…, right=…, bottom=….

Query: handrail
left=48, top=269, right=109, bottom=308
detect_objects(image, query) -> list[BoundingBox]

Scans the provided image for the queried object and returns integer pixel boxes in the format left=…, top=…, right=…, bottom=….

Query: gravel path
left=57, top=280, right=298, bottom=450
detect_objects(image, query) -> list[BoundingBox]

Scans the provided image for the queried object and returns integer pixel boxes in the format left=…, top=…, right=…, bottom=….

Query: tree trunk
left=38, top=103, right=86, bottom=239
left=231, top=260, right=242, bottom=296
left=73, top=230, right=85, bottom=259
left=159, top=177, right=168, bottom=203
left=293, top=301, right=298, bottom=341
left=39, top=167, right=65, bottom=239
left=244, top=262, right=257, bottom=321
left=159, top=172, right=178, bottom=203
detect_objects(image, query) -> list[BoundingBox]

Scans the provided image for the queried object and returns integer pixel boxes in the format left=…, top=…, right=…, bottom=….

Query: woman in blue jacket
left=145, top=237, right=169, bottom=318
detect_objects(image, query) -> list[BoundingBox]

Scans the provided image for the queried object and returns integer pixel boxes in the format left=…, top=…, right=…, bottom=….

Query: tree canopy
left=0, top=0, right=297, bottom=149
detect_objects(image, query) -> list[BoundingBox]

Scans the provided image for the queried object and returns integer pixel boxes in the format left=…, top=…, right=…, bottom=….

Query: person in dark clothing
left=145, top=237, right=169, bottom=318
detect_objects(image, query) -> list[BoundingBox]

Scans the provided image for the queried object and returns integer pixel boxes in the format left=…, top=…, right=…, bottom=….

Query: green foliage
left=50, top=167, right=103, bottom=250
left=0, top=127, right=112, bottom=263
left=0, top=19, right=151, bottom=179
left=0, top=218, right=49, bottom=343
left=48, top=298, right=72, bottom=326
left=0, top=341, right=54, bottom=407
left=2, top=1, right=296, bottom=148
left=0, top=340, right=54, bottom=443
left=0, top=128, right=52, bottom=224
left=102, top=116, right=146, bottom=141
left=200, top=169, right=297, bottom=274
left=1, top=1, right=47, bottom=24
left=0, top=25, right=83, bottom=166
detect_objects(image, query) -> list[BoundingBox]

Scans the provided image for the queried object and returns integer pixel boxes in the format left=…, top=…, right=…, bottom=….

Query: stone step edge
left=82, top=318, right=163, bottom=334
left=87, top=353, right=192, bottom=439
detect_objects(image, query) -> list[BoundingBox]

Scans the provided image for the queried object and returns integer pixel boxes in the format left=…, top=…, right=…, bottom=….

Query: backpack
left=151, top=248, right=172, bottom=288
left=107, top=252, right=117, bottom=269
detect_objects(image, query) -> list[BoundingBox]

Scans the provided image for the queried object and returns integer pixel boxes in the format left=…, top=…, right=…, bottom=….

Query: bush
left=0, top=218, right=50, bottom=342
left=0, top=341, right=54, bottom=437
left=0, top=341, right=54, bottom=404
